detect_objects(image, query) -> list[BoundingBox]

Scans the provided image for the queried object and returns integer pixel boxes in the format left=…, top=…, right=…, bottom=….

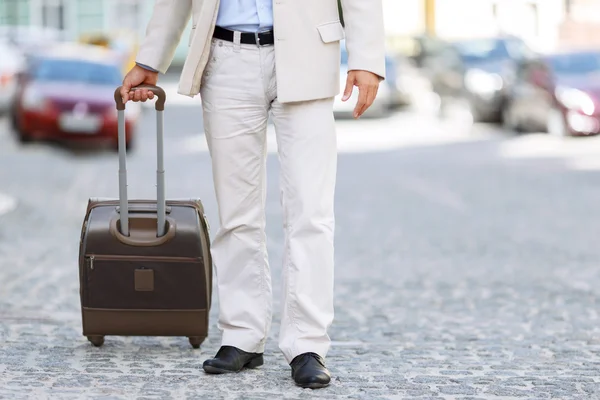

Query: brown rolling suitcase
left=78, top=85, right=212, bottom=349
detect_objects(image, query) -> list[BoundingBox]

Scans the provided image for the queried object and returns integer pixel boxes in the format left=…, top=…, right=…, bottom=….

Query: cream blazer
left=136, top=0, right=386, bottom=103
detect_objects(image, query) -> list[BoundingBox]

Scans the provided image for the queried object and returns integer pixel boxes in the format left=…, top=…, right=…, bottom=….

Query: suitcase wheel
left=188, top=336, right=205, bottom=349
left=87, top=335, right=105, bottom=347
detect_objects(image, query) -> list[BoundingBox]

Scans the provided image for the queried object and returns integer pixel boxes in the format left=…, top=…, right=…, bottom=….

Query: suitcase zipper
left=85, top=254, right=202, bottom=263
left=203, top=213, right=211, bottom=232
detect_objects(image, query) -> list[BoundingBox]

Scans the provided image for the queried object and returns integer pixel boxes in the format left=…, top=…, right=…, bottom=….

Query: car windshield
left=32, top=58, right=122, bottom=85
left=547, top=52, right=600, bottom=76
left=453, top=39, right=510, bottom=63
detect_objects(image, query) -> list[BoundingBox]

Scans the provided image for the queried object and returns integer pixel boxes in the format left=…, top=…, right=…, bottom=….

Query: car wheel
left=10, top=111, right=31, bottom=143
left=469, top=103, right=500, bottom=124
left=501, top=104, right=522, bottom=133
left=547, top=108, right=569, bottom=138
left=17, top=134, right=32, bottom=144
left=113, top=140, right=134, bottom=153
left=464, top=98, right=483, bottom=123
left=14, top=126, right=32, bottom=144
left=10, top=112, right=19, bottom=132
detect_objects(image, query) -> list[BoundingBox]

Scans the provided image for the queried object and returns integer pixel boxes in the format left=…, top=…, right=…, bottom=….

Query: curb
left=0, top=192, right=17, bottom=216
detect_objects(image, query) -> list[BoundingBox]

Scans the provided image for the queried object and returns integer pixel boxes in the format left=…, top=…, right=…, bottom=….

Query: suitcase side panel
left=79, top=199, right=96, bottom=321
left=86, top=199, right=213, bottom=310
left=82, top=309, right=208, bottom=337
left=84, top=202, right=204, bottom=259
left=196, top=205, right=213, bottom=310
left=82, top=256, right=207, bottom=310
left=79, top=199, right=212, bottom=338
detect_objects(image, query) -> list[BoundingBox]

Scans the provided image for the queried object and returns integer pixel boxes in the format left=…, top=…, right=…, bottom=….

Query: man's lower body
left=199, top=33, right=337, bottom=388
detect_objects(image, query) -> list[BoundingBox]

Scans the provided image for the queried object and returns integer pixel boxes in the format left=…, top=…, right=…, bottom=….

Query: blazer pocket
left=317, top=21, right=345, bottom=43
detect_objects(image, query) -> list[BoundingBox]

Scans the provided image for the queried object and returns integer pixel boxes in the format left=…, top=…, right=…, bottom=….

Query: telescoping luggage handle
left=114, top=85, right=167, bottom=238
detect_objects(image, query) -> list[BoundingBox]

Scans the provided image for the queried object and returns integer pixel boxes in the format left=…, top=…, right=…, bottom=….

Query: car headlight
left=555, top=86, right=595, bottom=116
left=465, top=68, right=503, bottom=94
left=21, top=87, right=48, bottom=111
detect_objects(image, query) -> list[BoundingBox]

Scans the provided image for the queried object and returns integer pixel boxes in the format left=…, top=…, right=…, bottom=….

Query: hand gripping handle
left=113, top=85, right=167, bottom=238
left=114, top=85, right=166, bottom=111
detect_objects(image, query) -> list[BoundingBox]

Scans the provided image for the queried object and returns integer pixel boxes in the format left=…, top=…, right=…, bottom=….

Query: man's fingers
left=362, top=87, right=377, bottom=115
left=132, top=89, right=142, bottom=102
left=342, top=75, right=354, bottom=101
left=355, top=86, right=379, bottom=118
left=354, top=85, right=369, bottom=118
left=370, top=84, right=379, bottom=104
left=120, top=84, right=131, bottom=104
left=128, top=89, right=157, bottom=102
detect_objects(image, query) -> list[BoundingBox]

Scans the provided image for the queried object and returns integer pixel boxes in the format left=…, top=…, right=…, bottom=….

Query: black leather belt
left=213, top=26, right=274, bottom=46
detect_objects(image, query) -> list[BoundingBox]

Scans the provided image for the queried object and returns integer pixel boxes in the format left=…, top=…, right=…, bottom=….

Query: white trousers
left=199, top=38, right=337, bottom=363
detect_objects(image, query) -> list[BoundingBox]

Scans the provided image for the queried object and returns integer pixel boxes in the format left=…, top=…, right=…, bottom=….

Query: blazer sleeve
left=135, top=0, right=192, bottom=74
left=339, top=0, right=386, bottom=80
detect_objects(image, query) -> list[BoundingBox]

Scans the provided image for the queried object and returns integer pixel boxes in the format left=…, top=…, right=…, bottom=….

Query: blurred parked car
left=334, top=42, right=393, bottom=118
left=12, top=43, right=141, bottom=151
left=502, top=50, right=600, bottom=137
left=392, top=53, right=434, bottom=107
left=427, top=35, right=535, bottom=122
left=393, top=34, right=449, bottom=71
left=0, top=41, right=25, bottom=114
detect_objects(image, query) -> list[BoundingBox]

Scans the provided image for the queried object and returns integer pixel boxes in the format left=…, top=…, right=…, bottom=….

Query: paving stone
left=2, top=113, right=600, bottom=398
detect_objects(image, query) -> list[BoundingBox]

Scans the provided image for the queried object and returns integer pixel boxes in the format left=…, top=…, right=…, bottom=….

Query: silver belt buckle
left=255, top=31, right=261, bottom=47
left=255, top=29, right=273, bottom=46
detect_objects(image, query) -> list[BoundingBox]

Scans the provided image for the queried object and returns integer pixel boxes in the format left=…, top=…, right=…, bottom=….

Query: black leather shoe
left=202, top=346, right=264, bottom=374
left=290, top=352, right=331, bottom=389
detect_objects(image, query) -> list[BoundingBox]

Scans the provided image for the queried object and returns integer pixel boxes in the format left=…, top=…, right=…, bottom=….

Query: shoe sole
left=203, top=356, right=264, bottom=374
left=295, top=382, right=330, bottom=389
left=202, top=365, right=236, bottom=374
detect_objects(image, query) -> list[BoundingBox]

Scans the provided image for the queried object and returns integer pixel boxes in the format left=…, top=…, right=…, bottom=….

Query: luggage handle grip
left=113, top=85, right=167, bottom=238
left=109, top=216, right=176, bottom=247
left=116, top=205, right=172, bottom=214
left=114, top=85, right=166, bottom=111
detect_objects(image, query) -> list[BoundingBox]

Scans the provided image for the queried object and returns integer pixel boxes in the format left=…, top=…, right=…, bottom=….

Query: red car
left=502, top=50, right=600, bottom=137
left=13, top=44, right=140, bottom=151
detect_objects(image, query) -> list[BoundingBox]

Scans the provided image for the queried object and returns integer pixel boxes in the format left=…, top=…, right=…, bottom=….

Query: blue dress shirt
left=216, top=0, right=273, bottom=33
left=137, top=0, right=273, bottom=72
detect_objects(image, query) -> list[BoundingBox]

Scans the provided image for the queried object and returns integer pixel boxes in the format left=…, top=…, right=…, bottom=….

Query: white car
left=0, top=41, right=25, bottom=114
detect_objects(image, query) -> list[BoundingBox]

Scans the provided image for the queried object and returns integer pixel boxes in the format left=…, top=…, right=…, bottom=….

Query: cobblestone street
left=2, top=94, right=600, bottom=399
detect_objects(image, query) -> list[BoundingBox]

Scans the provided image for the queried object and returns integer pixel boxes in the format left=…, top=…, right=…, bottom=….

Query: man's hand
left=120, top=65, right=159, bottom=105
left=342, top=70, right=380, bottom=119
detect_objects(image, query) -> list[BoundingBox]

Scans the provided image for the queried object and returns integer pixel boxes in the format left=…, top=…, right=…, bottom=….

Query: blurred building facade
left=558, top=0, right=600, bottom=50
left=0, top=0, right=146, bottom=37
left=0, top=0, right=194, bottom=66
left=382, top=0, right=571, bottom=53
left=2, top=0, right=599, bottom=68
